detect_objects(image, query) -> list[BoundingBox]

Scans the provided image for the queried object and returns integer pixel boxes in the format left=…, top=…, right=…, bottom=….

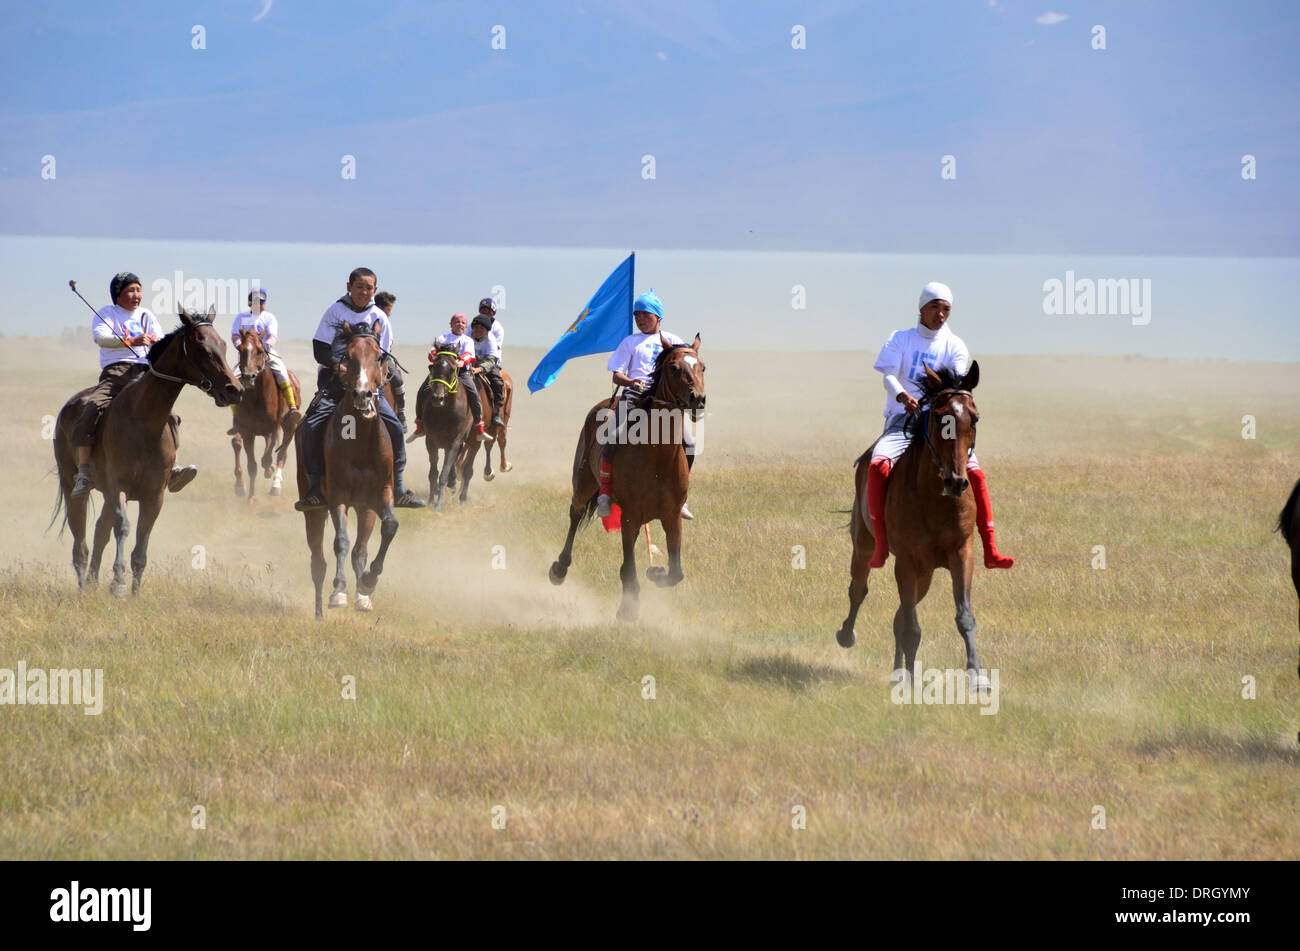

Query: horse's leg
left=550, top=447, right=599, bottom=585
left=947, top=544, right=984, bottom=687
left=328, top=504, right=350, bottom=608
left=459, top=440, right=477, bottom=505
left=351, top=507, right=376, bottom=611
left=616, top=518, right=642, bottom=622
left=129, top=491, right=164, bottom=595
left=260, top=429, right=274, bottom=479
left=891, top=559, right=932, bottom=683
left=244, top=431, right=259, bottom=501
left=109, top=489, right=132, bottom=598
left=647, top=511, right=684, bottom=586
left=360, top=493, right=398, bottom=597
left=271, top=420, right=292, bottom=496
left=68, top=490, right=90, bottom=591
left=88, top=496, right=114, bottom=587
left=837, top=488, right=873, bottom=648
left=306, top=510, right=327, bottom=619
left=434, top=444, right=455, bottom=513
left=232, top=432, right=245, bottom=496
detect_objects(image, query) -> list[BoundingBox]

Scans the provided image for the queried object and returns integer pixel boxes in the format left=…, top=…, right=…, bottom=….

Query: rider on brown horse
left=411, top=313, right=493, bottom=444
left=69, top=272, right=198, bottom=499
left=866, top=281, right=1013, bottom=570
left=596, top=290, right=696, bottom=521
left=295, top=267, right=425, bottom=510
left=226, top=287, right=301, bottom=434
left=469, top=314, right=507, bottom=430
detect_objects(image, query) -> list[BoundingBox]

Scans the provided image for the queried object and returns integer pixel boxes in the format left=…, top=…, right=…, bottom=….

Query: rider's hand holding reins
left=898, top=392, right=920, bottom=414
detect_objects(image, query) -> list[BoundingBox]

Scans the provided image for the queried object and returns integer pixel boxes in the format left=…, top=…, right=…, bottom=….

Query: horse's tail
left=47, top=465, right=69, bottom=539
left=577, top=491, right=599, bottom=528
left=1277, top=476, right=1300, bottom=546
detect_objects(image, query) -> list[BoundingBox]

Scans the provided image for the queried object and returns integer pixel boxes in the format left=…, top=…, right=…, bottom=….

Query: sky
left=2, top=0, right=1297, bottom=256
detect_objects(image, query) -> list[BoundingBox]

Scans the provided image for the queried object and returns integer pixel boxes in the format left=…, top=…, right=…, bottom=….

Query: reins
left=909, top=387, right=975, bottom=473
left=147, top=319, right=221, bottom=394
left=427, top=349, right=462, bottom=395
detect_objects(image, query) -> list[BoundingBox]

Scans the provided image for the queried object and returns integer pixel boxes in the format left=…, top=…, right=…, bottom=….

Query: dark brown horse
left=52, top=305, right=242, bottom=595
left=1278, top=477, right=1300, bottom=681
left=549, top=334, right=705, bottom=620
left=294, top=321, right=399, bottom=617
left=477, top=368, right=514, bottom=482
left=837, top=362, right=991, bottom=691
left=418, top=348, right=483, bottom=512
left=231, top=328, right=301, bottom=499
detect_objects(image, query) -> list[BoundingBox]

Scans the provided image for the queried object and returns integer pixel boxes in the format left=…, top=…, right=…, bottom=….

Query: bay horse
left=51, top=305, right=242, bottom=595
left=836, top=361, right=991, bottom=691
left=294, top=321, right=399, bottom=617
left=419, top=348, right=483, bottom=512
left=1278, top=476, right=1300, bottom=681
left=231, top=328, right=301, bottom=499
left=549, top=334, right=705, bottom=621
left=478, top=368, right=514, bottom=482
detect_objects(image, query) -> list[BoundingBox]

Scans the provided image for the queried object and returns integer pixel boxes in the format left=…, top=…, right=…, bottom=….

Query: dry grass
left=0, top=338, right=1296, bottom=858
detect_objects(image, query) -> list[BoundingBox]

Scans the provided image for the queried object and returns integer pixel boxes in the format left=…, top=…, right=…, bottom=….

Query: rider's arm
left=262, top=314, right=279, bottom=350
left=611, top=371, right=641, bottom=388
left=313, top=340, right=333, bottom=366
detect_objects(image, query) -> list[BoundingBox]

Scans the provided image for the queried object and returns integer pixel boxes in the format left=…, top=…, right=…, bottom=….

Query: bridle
left=147, top=318, right=225, bottom=395
left=910, top=387, right=976, bottom=474
left=237, top=333, right=269, bottom=384
left=648, top=347, right=704, bottom=420
left=339, top=330, right=384, bottom=398
left=427, top=349, right=462, bottom=395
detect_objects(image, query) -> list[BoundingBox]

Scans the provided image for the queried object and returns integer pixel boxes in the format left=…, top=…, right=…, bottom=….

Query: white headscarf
left=918, top=281, right=953, bottom=311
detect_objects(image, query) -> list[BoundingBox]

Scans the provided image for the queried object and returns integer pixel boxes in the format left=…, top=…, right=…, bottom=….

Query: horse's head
left=236, top=328, right=269, bottom=390
left=150, top=304, right=242, bottom=406
left=920, top=361, right=980, bottom=497
left=427, top=349, right=461, bottom=408
left=651, top=333, right=706, bottom=418
left=336, top=320, right=384, bottom=419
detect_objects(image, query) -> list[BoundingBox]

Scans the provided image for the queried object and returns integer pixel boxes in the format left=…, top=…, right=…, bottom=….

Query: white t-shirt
left=872, top=323, right=970, bottom=420
left=433, top=332, right=475, bottom=364
left=607, top=331, right=685, bottom=386
left=231, top=310, right=279, bottom=348
left=473, top=331, right=500, bottom=362
left=490, top=318, right=504, bottom=356
left=312, top=299, right=392, bottom=362
left=93, top=304, right=162, bottom=369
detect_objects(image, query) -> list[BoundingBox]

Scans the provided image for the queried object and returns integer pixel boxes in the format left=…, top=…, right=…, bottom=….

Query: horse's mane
left=634, top=342, right=693, bottom=408
left=1278, top=475, right=1300, bottom=545
left=148, top=311, right=215, bottom=363
left=332, top=320, right=379, bottom=346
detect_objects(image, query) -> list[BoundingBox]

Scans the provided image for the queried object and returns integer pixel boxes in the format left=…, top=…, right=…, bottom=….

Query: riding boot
left=392, top=384, right=408, bottom=433
left=968, top=465, right=1014, bottom=569
left=596, top=454, right=614, bottom=518
left=295, top=474, right=328, bottom=512
left=71, top=464, right=92, bottom=499
left=279, top=380, right=302, bottom=427
left=866, top=457, right=892, bottom=568
left=168, top=466, right=198, bottom=493
left=489, top=373, right=506, bottom=429
left=394, top=466, right=426, bottom=508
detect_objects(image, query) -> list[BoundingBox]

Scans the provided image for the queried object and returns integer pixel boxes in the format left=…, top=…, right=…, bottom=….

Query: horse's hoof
left=836, top=625, right=856, bottom=649
left=484, top=471, right=495, bottom=482
left=263, top=468, right=275, bottom=479
left=354, top=594, right=373, bottom=612
left=329, top=591, right=347, bottom=609
left=890, top=668, right=910, bottom=687
left=502, top=462, right=512, bottom=473
left=548, top=562, right=567, bottom=586
left=234, top=485, right=245, bottom=497
left=616, top=606, right=638, bottom=623
left=269, top=485, right=280, bottom=497
left=109, top=582, right=128, bottom=598
left=968, top=670, right=991, bottom=694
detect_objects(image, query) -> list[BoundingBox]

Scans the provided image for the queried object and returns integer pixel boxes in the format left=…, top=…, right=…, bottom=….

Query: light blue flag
left=528, top=252, right=635, bottom=393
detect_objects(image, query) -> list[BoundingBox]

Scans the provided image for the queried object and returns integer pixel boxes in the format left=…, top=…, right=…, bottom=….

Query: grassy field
left=0, top=337, right=1296, bottom=859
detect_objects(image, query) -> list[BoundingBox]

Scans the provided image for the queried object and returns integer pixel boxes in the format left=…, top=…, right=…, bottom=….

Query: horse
left=51, top=305, right=242, bottom=595
left=1278, top=476, right=1300, bottom=681
left=231, top=328, right=301, bottom=500
left=549, top=334, right=705, bottom=620
left=836, top=361, right=991, bottom=691
left=418, top=348, right=483, bottom=512
left=478, top=368, right=514, bottom=482
left=294, top=321, right=399, bottom=618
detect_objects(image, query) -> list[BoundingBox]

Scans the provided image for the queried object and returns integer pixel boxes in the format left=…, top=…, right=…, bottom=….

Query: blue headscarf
left=633, top=290, right=663, bottom=319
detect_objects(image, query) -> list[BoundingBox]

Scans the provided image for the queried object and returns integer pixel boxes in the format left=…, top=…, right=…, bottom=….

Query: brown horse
left=231, top=328, right=301, bottom=499
left=1278, top=476, right=1300, bottom=681
left=837, top=362, right=991, bottom=691
left=477, top=368, right=514, bottom=482
left=52, top=305, right=242, bottom=595
left=294, top=321, right=399, bottom=617
left=418, top=348, right=483, bottom=512
left=549, top=335, right=705, bottom=620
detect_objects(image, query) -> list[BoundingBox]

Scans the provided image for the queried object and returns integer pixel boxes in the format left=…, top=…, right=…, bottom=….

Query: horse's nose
left=222, top=381, right=242, bottom=402
left=695, top=393, right=706, bottom=409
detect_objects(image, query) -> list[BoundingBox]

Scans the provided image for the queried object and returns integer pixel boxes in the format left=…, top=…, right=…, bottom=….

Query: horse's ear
left=177, top=304, right=190, bottom=324
left=691, top=333, right=701, bottom=353
left=963, top=360, right=979, bottom=391
left=923, top=363, right=943, bottom=389
left=659, top=332, right=671, bottom=351
left=372, top=318, right=383, bottom=337
left=206, top=304, right=217, bottom=321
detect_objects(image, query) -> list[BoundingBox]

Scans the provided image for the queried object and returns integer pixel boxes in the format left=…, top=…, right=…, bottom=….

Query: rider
left=373, top=291, right=409, bottom=433
left=469, top=314, right=507, bottom=430
left=595, top=290, right=695, bottom=521
left=69, top=272, right=199, bottom=499
left=477, top=296, right=505, bottom=359
left=866, top=281, right=1013, bottom=570
left=414, top=313, right=492, bottom=443
left=294, top=267, right=425, bottom=511
left=227, top=287, right=301, bottom=432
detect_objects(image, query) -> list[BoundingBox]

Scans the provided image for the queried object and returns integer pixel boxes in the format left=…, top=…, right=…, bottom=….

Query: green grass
left=0, top=341, right=1296, bottom=858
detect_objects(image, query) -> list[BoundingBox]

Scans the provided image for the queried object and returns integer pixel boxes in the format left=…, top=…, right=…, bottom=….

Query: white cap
left=919, top=281, right=953, bottom=311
